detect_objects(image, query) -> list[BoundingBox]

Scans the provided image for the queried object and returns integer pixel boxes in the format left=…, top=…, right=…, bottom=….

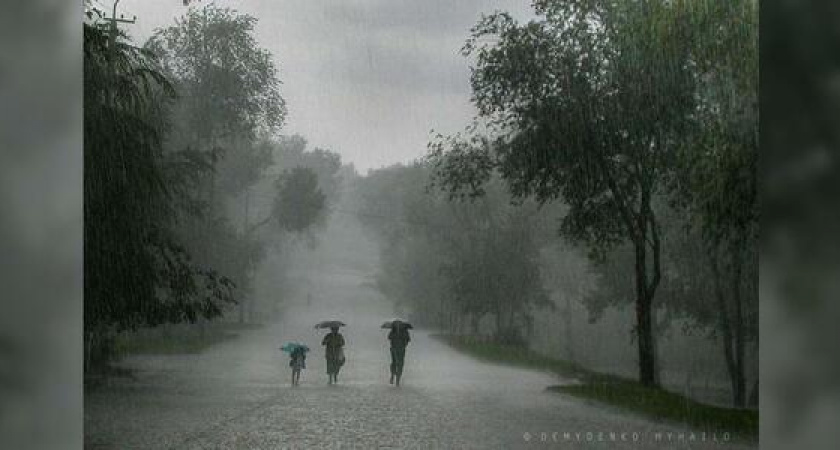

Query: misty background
left=76, top=0, right=756, bottom=405
left=0, top=1, right=838, bottom=449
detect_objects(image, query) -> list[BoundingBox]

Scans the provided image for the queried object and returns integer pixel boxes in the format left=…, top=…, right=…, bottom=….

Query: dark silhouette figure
left=322, top=327, right=345, bottom=384
left=388, top=326, right=410, bottom=386
left=289, top=346, right=306, bottom=386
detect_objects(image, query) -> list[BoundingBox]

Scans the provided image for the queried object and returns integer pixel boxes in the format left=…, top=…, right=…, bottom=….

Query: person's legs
left=326, top=357, right=332, bottom=384
left=395, top=346, right=406, bottom=386
left=396, top=347, right=406, bottom=376
left=389, top=347, right=397, bottom=383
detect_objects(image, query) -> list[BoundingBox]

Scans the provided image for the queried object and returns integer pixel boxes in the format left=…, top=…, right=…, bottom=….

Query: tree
left=145, top=5, right=290, bottom=324
left=582, top=198, right=720, bottom=387
left=670, top=0, right=759, bottom=407
left=273, top=168, right=327, bottom=233
left=428, top=0, right=696, bottom=386
left=146, top=4, right=286, bottom=195
left=245, top=136, right=341, bottom=236
left=270, top=135, right=343, bottom=207
left=84, top=20, right=234, bottom=367
left=356, top=164, right=550, bottom=342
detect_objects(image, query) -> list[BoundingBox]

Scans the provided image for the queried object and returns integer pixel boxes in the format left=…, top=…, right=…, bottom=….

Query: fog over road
left=85, top=211, right=755, bottom=449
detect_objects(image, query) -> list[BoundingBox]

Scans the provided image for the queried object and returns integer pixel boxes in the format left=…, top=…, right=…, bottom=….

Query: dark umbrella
left=314, top=320, right=346, bottom=329
left=381, top=318, right=413, bottom=329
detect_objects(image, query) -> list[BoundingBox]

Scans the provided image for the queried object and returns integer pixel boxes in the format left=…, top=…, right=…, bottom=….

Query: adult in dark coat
left=388, top=325, right=410, bottom=386
left=322, top=327, right=345, bottom=384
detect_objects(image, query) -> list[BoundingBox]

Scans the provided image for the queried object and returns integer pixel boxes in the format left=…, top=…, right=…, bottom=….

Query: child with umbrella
left=280, top=342, right=309, bottom=386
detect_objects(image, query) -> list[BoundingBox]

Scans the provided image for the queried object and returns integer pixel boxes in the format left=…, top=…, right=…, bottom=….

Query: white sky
left=117, top=0, right=534, bottom=173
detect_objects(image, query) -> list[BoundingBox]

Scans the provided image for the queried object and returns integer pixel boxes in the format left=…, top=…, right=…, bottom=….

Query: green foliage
left=274, top=167, right=327, bottom=232
left=147, top=4, right=286, bottom=196
left=357, top=165, right=551, bottom=340
left=271, top=135, right=343, bottom=206
left=140, top=5, right=294, bottom=328
left=243, top=135, right=342, bottom=240
left=147, top=5, right=285, bottom=140
left=431, top=0, right=695, bottom=254
left=672, top=0, right=758, bottom=245
left=669, top=0, right=758, bottom=407
left=84, top=22, right=235, bottom=344
left=428, top=0, right=708, bottom=385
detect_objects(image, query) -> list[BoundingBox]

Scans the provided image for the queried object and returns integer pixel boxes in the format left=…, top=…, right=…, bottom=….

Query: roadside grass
left=85, top=322, right=261, bottom=389
left=434, top=334, right=758, bottom=440
left=116, top=322, right=262, bottom=355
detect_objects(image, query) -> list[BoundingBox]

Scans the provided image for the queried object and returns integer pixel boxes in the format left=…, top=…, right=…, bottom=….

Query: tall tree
left=84, top=19, right=234, bottom=367
left=429, top=0, right=696, bottom=386
left=146, top=4, right=286, bottom=195
left=145, top=5, right=289, bottom=323
left=270, top=135, right=343, bottom=208
left=272, top=168, right=327, bottom=233
left=671, top=0, right=759, bottom=407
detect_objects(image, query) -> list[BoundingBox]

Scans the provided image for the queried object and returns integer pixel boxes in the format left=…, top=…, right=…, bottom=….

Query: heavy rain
left=80, top=0, right=758, bottom=448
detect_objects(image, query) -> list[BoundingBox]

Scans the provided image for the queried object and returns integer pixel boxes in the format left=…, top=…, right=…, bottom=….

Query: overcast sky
left=117, top=0, right=534, bottom=173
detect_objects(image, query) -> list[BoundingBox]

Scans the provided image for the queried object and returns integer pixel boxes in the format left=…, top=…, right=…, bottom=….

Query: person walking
left=280, top=342, right=309, bottom=387
left=322, top=326, right=345, bottom=384
left=289, top=345, right=306, bottom=386
left=388, top=324, right=410, bottom=386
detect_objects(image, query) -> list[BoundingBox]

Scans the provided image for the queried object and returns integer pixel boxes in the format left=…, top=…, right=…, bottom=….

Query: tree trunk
left=633, top=225, right=656, bottom=387
left=506, top=303, right=516, bottom=341
left=730, top=239, right=747, bottom=408
left=652, top=309, right=664, bottom=386
left=85, top=331, right=95, bottom=374
left=634, top=269, right=656, bottom=386
left=748, top=378, right=759, bottom=408
left=494, top=296, right=504, bottom=339
left=563, top=295, right=575, bottom=362
left=708, top=241, right=743, bottom=407
left=631, top=192, right=662, bottom=387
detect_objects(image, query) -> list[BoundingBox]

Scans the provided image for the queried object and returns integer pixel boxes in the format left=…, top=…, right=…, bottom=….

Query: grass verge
left=116, top=322, right=262, bottom=355
left=85, top=322, right=262, bottom=389
left=434, top=334, right=758, bottom=440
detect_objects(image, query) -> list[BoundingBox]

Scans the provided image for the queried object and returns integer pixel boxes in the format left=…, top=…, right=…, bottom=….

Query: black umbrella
left=315, top=320, right=346, bottom=329
left=381, top=318, right=413, bottom=329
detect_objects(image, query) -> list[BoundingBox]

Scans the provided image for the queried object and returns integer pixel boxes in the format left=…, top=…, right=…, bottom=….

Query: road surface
left=85, top=212, right=756, bottom=449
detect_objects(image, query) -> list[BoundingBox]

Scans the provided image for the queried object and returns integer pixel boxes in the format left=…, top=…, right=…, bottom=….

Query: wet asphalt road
left=84, top=213, right=756, bottom=450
